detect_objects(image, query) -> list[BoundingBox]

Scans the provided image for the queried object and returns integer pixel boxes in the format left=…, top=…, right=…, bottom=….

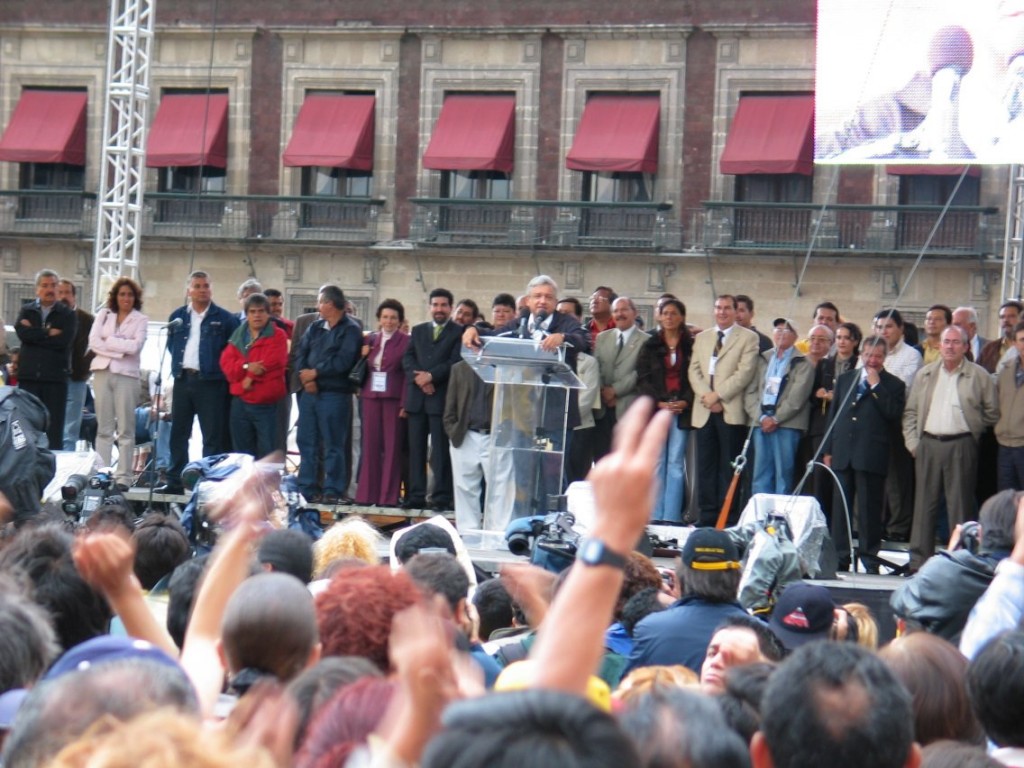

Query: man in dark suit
left=462, top=275, right=591, bottom=511
left=823, top=336, right=906, bottom=572
left=402, top=287, right=463, bottom=511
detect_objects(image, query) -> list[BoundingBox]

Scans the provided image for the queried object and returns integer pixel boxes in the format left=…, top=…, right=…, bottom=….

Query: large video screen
left=816, top=0, right=1024, bottom=164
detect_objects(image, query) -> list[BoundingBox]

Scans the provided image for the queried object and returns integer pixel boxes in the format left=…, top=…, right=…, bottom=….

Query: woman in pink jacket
left=88, top=277, right=148, bottom=490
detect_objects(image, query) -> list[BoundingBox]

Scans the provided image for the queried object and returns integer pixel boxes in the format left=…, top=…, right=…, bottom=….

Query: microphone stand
left=145, top=324, right=175, bottom=514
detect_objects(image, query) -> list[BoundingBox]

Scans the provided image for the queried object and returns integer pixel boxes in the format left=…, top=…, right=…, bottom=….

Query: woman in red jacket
left=220, top=293, right=289, bottom=458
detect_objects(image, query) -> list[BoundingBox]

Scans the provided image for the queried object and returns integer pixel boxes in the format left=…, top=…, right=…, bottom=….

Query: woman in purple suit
left=355, top=299, right=410, bottom=507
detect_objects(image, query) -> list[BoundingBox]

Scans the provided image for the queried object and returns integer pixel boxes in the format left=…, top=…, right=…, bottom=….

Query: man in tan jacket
left=903, top=326, right=999, bottom=571
left=995, top=320, right=1024, bottom=491
left=689, top=294, right=760, bottom=526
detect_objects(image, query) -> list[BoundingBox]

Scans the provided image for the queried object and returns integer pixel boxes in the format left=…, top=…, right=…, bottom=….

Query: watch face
left=581, top=539, right=600, bottom=562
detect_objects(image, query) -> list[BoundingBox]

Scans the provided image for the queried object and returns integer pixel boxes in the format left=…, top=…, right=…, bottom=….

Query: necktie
left=1016, top=363, right=1024, bottom=389
left=433, top=324, right=442, bottom=341
left=857, top=378, right=868, bottom=399
left=711, top=331, right=724, bottom=390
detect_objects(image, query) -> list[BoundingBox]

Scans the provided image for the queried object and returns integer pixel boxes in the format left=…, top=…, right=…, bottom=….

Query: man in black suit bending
left=822, top=336, right=906, bottom=573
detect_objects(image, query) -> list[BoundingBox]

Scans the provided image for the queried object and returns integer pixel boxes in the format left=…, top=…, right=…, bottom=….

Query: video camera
left=61, top=471, right=117, bottom=521
left=505, top=506, right=580, bottom=573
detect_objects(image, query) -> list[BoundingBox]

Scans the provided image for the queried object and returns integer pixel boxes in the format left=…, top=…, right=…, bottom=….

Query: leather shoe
left=115, top=483, right=131, bottom=493
left=400, top=497, right=426, bottom=509
left=155, top=483, right=184, bottom=495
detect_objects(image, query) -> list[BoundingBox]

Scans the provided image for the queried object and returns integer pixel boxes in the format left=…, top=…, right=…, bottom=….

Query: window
left=299, top=166, right=374, bottom=229
left=441, top=170, right=510, bottom=200
left=0, top=89, right=88, bottom=221
left=897, top=172, right=981, bottom=251
left=158, top=165, right=226, bottom=195
left=735, top=173, right=812, bottom=203
left=582, top=171, right=653, bottom=203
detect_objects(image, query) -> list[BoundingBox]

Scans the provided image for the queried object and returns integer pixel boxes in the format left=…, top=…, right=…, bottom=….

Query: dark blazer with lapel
left=402, top=320, right=464, bottom=415
left=487, top=311, right=590, bottom=429
left=823, top=367, right=905, bottom=476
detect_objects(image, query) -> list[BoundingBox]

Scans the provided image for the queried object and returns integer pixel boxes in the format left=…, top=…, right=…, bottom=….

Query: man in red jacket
left=219, top=293, right=289, bottom=458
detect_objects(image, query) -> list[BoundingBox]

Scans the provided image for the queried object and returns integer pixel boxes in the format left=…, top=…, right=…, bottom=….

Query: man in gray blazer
left=593, top=297, right=649, bottom=459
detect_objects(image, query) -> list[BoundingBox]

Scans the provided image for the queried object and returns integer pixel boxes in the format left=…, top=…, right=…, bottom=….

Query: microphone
left=912, top=25, right=974, bottom=158
left=518, top=307, right=530, bottom=339
left=166, top=317, right=184, bottom=330
left=927, top=25, right=973, bottom=79
left=535, top=309, right=549, bottom=327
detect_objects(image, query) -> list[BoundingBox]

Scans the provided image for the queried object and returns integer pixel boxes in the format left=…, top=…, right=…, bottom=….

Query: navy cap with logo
left=768, top=581, right=836, bottom=651
left=680, top=529, right=741, bottom=571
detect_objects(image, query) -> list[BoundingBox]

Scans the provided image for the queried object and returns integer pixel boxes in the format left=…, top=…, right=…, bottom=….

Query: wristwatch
left=577, top=538, right=628, bottom=569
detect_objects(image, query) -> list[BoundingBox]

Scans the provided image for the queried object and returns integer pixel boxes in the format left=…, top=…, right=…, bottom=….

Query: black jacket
left=822, top=367, right=905, bottom=475
left=890, top=549, right=1006, bottom=643
left=14, top=300, right=77, bottom=383
left=636, top=330, right=694, bottom=429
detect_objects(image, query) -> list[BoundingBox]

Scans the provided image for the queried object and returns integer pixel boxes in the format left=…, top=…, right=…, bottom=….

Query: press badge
left=765, top=375, right=782, bottom=397
left=708, top=356, right=718, bottom=377
left=371, top=371, right=387, bottom=392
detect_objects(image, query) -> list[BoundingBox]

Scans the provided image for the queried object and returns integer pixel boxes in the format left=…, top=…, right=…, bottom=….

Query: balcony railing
left=699, top=201, right=1002, bottom=256
left=409, top=198, right=682, bottom=250
left=144, top=193, right=386, bottom=242
left=0, top=190, right=386, bottom=243
left=0, top=190, right=97, bottom=237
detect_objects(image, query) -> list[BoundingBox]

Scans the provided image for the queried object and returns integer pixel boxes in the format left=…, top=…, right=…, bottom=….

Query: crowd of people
left=0, top=397, right=1023, bottom=767
left=6, top=268, right=1024, bottom=764
left=7, top=269, right=1024, bottom=569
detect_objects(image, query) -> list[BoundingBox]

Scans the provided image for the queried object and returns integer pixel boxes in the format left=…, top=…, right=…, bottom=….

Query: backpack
left=0, top=386, right=55, bottom=522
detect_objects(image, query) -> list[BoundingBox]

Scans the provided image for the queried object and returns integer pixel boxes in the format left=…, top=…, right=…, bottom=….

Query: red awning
left=565, top=94, right=660, bottom=174
left=0, top=90, right=87, bottom=165
left=282, top=94, right=375, bottom=170
left=422, top=94, right=515, bottom=172
left=146, top=93, right=229, bottom=168
left=720, top=94, right=815, bottom=176
left=885, top=164, right=981, bottom=177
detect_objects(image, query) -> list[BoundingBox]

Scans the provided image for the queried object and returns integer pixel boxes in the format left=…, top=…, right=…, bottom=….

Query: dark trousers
left=592, top=410, right=616, bottom=463
left=168, top=374, right=230, bottom=484
left=230, top=398, right=277, bottom=459
left=20, top=379, right=68, bottom=451
left=998, top=443, right=1024, bottom=491
left=909, top=434, right=977, bottom=570
left=566, top=426, right=595, bottom=485
left=407, top=410, right=452, bottom=506
left=884, top=430, right=915, bottom=539
left=695, top=412, right=746, bottom=527
left=832, top=467, right=885, bottom=567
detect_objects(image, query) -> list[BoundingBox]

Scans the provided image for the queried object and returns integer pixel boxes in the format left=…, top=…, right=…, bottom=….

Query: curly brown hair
left=106, top=277, right=143, bottom=312
left=314, top=565, right=422, bottom=671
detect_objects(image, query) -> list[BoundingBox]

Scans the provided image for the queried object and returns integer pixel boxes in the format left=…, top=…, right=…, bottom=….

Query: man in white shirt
left=874, top=308, right=923, bottom=542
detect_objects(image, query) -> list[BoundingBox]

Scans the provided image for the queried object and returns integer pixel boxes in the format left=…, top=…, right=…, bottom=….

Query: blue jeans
left=752, top=426, right=802, bottom=496
left=134, top=406, right=171, bottom=472
left=652, top=425, right=688, bottom=522
left=297, top=390, right=351, bottom=496
left=230, top=398, right=277, bottom=459
left=63, top=380, right=89, bottom=450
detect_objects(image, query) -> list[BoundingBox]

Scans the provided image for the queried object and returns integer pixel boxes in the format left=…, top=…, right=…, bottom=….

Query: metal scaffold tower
left=91, top=0, right=154, bottom=307
left=1002, top=164, right=1024, bottom=302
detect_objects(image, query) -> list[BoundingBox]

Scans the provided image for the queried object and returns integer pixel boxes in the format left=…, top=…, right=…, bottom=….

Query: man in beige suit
left=593, top=297, right=649, bottom=459
left=689, top=294, right=760, bottom=526
left=903, top=325, right=999, bottom=571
